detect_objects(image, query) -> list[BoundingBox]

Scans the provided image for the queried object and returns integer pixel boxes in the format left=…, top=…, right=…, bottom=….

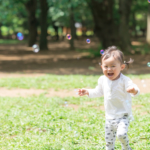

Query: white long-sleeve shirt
left=87, top=73, right=140, bottom=122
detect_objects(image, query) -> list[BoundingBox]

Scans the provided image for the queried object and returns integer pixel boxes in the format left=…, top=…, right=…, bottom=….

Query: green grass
left=0, top=39, right=26, bottom=44
left=0, top=94, right=150, bottom=149
left=0, top=74, right=150, bottom=149
left=0, top=74, right=150, bottom=90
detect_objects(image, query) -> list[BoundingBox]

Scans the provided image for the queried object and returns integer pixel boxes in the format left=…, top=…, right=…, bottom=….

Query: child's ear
left=121, top=64, right=126, bottom=70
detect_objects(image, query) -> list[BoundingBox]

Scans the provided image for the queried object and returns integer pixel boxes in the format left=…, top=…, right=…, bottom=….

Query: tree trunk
left=53, top=24, right=59, bottom=41
left=0, top=23, right=2, bottom=39
left=146, top=4, right=150, bottom=44
left=39, top=0, right=49, bottom=50
left=82, top=21, right=87, bottom=37
left=25, top=0, right=37, bottom=47
left=118, top=0, right=132, bottom=51
left=69, top=0, right=75, bottom=50
left=132, top=12, right=137, bottom=38
left=88, top=0, right=119, bottom=49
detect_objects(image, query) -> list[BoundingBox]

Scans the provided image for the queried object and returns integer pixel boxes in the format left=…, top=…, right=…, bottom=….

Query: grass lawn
left=0, top=39, right=26, bottom=44
left=0, top=74, right=150, bottom=149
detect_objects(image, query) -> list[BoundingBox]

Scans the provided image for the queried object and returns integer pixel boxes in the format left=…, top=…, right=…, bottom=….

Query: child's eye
left=112, top=66, right=115, bottom=67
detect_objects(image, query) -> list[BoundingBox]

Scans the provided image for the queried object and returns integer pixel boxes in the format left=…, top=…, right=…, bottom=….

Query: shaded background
left=0, top=0, right=150, bottom=75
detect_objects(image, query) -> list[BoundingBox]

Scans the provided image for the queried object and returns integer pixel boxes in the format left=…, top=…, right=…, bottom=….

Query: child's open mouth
left=108, top=73, right=114, bottom=77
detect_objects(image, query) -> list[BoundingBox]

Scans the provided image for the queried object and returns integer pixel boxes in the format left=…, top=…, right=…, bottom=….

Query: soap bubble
left=74, top=131, right=78, bottom=136
left=18, top=36, right=24, bottom=40
left=39, top=128, right=42, bottom=132
left=64, top=101, right=68, bottom=107
left=66, top=34, right=71, bottom=40
left=32, top=44, right=40, bottom=53
left=100, top=50, right=104, bottom=55
left=69, top=126, right=72, bottom=131
left=143, top=84, right=146, bottom=87
left=147, top=62, right=150, bottom=67
left=17, top=32, right=24, bottom=40
left=86, top=39, right=91, bottom=44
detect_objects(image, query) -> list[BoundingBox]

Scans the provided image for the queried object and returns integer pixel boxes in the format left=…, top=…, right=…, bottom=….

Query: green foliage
left=0, top=0, right=27, bottom=27
left=0, top=0, right=149, bottom=47
left=48, top=0, right=94, bottom=28
left=132, top=0, right=148, bottom=12
left=129, top=0, right=148, bottom=31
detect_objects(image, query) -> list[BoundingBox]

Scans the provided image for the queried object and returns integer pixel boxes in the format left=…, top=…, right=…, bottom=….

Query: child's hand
left=78, top=88, right=89, bottom=96
left=126, top=87, right=138, bottom=95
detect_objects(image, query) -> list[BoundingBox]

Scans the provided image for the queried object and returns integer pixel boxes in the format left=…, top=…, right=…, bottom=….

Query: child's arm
left=78, top=76, right=103, bottom=98
left=125, top=77, right=140, bottom=97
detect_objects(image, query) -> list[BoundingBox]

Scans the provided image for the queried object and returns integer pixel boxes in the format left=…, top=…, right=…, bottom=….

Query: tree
left=87, top=0, right=119, bottom=48
left=39, top=0, right=49, bottom=50
left=131, top=0, right=148, bottom=38
left=25, top=0, right=37, bottom=46
left=0, top=0, right=28, bottom=38
left=69, top=0, right=75, bottom=50
left=87, top=0, right=132, bottom=52
left=49, top=0, right=93, bottom=50
left=3, top=0, right=38, bottom=45
left=147, top=3, right=150, bottom=44
left=118, top=0, right=132, bottom=51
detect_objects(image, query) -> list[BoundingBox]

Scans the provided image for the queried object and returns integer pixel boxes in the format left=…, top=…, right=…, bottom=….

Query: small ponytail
left=124, top=58, right=134, bottom=69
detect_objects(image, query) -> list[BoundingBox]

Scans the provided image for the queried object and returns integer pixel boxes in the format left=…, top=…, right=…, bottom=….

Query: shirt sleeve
left=125, top=77, right=140, bottom=97
left=86, top=76, right=103, bottom=98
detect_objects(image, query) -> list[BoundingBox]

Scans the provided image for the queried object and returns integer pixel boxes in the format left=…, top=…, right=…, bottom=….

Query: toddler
left=78, top=46, right=140, bottom=150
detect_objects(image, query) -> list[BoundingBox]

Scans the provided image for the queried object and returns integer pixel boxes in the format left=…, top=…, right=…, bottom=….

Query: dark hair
left=100, top=46, right=134, bottom=69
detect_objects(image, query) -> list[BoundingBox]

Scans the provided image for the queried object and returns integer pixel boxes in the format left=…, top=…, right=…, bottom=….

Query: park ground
left=0, top=37, right=149, bottom=97
left=0, top=38, right=150, bottom=149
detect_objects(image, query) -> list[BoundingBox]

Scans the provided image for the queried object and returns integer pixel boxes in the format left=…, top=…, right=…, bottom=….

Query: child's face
left=101, top=56, right=125, bottom=80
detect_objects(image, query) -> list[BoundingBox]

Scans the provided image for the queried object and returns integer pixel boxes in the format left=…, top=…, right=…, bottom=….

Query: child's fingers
left=78, top=89, right=83, bottom=96
left=78, top=89, right=81, bottom=92
left=81, top=88, right=86, bottom=92
left=77, top=88, right=87, bottom=96
left=126, top=87, right=134, bottom=92
left=126, top=87, right=135, bottom=94
left=78, top=89, right=82, bottom=93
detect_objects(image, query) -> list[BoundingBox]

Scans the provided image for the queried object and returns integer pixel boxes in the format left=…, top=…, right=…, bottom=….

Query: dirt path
left=0, top=38, right=149, bottom=75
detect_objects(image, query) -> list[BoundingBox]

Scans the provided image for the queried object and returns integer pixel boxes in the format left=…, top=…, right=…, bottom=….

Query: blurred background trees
left=0, top=0, right=149, bottom=52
